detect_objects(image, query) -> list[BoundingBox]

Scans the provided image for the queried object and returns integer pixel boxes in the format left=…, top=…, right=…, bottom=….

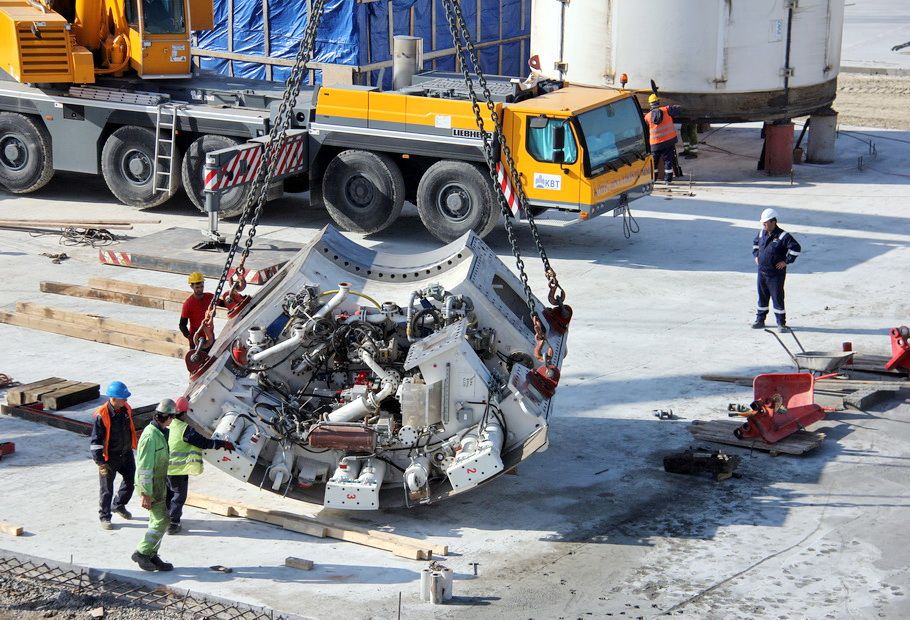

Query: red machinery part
left=529, top=365, right=561, bottom=399
left=885, top=326, right=910, bottom=371
left=543, top=304, right=573, bottom=335
left=0, top=442, right=15, bottom=459
left=734, top=373, right=826, bottom=444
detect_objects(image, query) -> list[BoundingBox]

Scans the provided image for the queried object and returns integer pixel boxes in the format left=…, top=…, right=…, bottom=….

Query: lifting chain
left=441, top=0, right=560, bottom=361
left=197, top=0, right=328, bottom=343
left=441, top=0, right=565, bottom=308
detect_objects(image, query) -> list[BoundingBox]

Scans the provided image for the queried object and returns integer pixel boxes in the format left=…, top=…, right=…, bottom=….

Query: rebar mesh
left=0, top=552, right=295, bottom=620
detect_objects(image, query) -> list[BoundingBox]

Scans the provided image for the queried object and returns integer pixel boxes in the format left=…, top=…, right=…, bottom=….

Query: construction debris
left=663, top=448, right=741, bottom=481
left=284, top=557, right=314, bottom=571
left=0, top=442, right=14, bottom=461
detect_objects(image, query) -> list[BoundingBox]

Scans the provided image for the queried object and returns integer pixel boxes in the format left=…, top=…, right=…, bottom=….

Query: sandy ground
left=0, top=122, right=908, bottom=619
left=835, top=73, right=910, bottom=130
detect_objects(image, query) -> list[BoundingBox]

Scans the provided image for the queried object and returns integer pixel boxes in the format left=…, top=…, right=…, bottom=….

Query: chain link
left=442, top=0, right=565, bottom=307
left=440, top=0, right=539, bottom=327
left=203, top=0, right=328, bottom=326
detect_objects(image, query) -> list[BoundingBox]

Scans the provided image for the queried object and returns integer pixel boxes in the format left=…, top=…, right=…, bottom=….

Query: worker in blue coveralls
left=752, top=208, right=802, bottom=331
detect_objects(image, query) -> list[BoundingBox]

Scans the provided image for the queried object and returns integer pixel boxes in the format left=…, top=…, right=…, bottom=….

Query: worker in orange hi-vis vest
left=643, top=94, right=683, bottom=184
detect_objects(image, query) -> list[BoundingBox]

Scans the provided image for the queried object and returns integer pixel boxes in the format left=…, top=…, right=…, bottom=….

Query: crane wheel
left=182, top=134, right=250, bottom=219
left=101, top=126, right=177, bottom=208
left=416, top=160, right=498, bottom=242
left=0, top=112, right=54, bottom=194
left=322, top=150, right=405, bottom=234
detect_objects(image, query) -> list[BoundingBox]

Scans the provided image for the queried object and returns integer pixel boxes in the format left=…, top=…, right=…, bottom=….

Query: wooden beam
left=2, top=404, right=93, bottom=436
left=40, top=281, right=181, bottom=312
left=87, top=277, right=190, bottom=304
left=0, top=521, right=23, bottom=536
left=41, top=382, right=101, bottom=411
left=16, top=302, right=184, bottom=344
left=184, top=494, right=442, bottom=560
left=284, top=557, right=314, bottom=571
left=6, top=378, right=66, bottom=406
left=0, top=311, right=187, bottom=359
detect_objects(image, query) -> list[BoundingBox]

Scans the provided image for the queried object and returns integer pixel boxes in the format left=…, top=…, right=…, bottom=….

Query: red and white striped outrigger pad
left=204, top=132, right=308, bottom=192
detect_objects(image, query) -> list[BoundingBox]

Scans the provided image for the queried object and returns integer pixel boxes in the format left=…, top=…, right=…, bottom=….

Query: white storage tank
left=530, top=0, right=844, bottom=121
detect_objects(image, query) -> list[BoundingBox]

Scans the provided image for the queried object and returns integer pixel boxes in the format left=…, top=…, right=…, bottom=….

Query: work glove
left=98, top=463, right=110, bottom=476
left=220, top=440, right=236, bottom=452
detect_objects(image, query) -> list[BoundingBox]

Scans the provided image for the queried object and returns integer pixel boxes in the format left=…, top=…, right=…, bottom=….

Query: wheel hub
left=438, top=183, right=471, bottom=222
left=121, top=148, right=152, bottom=185
left=345, top=175, right=375, bottom=208
left=0, top=135, right=28, bottom=171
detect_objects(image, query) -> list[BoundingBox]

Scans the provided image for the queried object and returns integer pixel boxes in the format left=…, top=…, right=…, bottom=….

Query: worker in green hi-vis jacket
left=131, top=399, right=177, bottom=572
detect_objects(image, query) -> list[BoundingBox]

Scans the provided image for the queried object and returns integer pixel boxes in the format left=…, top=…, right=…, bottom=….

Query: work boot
left=114, top=507, right=132, bottom=520
left=131, top=551, right=158, bottom=572
left=100, top=519, right=113, bottom=531
left=751, top=320, right=765, bottom=329
left=665, top=173, right=674, bottom=185
left=150, top=555, right=174, bottom=572
left=167, top=522, right=181, bottom=535
left=777, top=324, right=790, bottom=332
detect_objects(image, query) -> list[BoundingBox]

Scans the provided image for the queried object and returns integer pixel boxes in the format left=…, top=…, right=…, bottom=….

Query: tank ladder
left=153, top=102, right=178, bottom=193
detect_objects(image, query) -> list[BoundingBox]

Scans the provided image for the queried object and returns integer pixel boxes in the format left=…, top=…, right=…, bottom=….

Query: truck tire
left=416, top=160, right=498, bottom=242
left=322, top=150, right=405, bottom=234
left=0, top=112, right=54, bottom=193
left=182, top=134, right=251, bottom=219
left=101, top=126, right=175, bottom=209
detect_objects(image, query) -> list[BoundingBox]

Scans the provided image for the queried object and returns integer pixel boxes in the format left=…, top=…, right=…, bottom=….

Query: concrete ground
left=1, top=122, right=909, bottom=619
left=842, top=0, right=910, bottom=73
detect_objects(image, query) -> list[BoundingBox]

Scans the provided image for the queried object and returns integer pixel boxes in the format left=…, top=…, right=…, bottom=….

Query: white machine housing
left=184, top=226, right=566, bottom=510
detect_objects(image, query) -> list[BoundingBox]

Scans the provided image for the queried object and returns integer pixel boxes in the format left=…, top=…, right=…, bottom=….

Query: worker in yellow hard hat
left=643, top=92, right=683, bottom=184
left=179, top=272, right=214, bottom=349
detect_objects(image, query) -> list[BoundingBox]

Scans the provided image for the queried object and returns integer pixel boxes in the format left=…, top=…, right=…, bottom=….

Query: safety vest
left=135, top=422, right=169, bottom=500
left=167, top=417, right=204, bottom=476
left=644, top=106, right=677, bottom=146
left=93, top=402, right=137, bottom=462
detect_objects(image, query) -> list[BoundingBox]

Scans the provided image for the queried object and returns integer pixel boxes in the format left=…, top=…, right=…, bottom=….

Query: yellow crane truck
left=0, top=0, right=653, bottom=241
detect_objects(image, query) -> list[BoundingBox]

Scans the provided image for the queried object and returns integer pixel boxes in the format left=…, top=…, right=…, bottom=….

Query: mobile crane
left=0, top=0, right=653, bottom=241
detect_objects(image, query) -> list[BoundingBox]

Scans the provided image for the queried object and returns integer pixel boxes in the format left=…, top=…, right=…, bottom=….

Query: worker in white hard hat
left=643, top=93, right=683, bottom=184
left=752, top=208, right=802, bottom=331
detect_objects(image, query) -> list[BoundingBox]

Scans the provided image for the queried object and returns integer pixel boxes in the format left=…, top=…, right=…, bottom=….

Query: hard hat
left=106, top=381, right=131, bottom=399
left=155, top=398, right=177, bottom=416
left=760, top=208, right=779, bottom=223
left=188, top=272, right=205, bottom=285
left=175, top=396, right=190, bottom=414
left=648, top=94, right=659, bottom=105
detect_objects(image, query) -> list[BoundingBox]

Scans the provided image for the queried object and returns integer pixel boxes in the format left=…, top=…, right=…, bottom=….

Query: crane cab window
left=143, top=0, right=186, bottom=34
left=526, top=117, right=578, bottom=165
left=576, top=98, right=647, bottom=176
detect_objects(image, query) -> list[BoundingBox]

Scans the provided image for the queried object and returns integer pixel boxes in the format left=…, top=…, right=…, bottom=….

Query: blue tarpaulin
left=195, top=0, right=530, bottom=86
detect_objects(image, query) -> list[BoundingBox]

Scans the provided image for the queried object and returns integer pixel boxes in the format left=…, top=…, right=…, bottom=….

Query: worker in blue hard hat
left=643, top=93, right=683, bottom=184
left=90, top=381, right=138, bottom=530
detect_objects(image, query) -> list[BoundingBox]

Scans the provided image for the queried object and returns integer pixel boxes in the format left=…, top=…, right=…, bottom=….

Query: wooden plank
left=24, top=380, right=81, bottom=403
left=1, top=404, right=93, bottom=436
left=284, top=557, right=314, bottom=571
left=0, top=311, right=187, bottom=359
left=184, top=494, right=438, bottom=560
left=688, top=419, right=825, bottom=456
left=6, top=377, right=65, bottom=406
left=87, top=277, right=191, bottom=304
left=701, top=375, right=754, bottom=387
left=16, top=302, right=184, bottom=344
left=42, top=281, right=228, bottom=317
left=40, top=281, right=180, bottom=312
left=41, top=382, right=100, bottom=411
left=0, top=521, right=23, bottom=536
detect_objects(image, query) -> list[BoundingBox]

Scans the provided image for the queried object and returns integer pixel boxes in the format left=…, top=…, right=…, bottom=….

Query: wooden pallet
left=688, top=419, right=825, bottom=456
left=5, top=377, right=99, bottom=410
left=185, top=493, right=447, bottom=561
